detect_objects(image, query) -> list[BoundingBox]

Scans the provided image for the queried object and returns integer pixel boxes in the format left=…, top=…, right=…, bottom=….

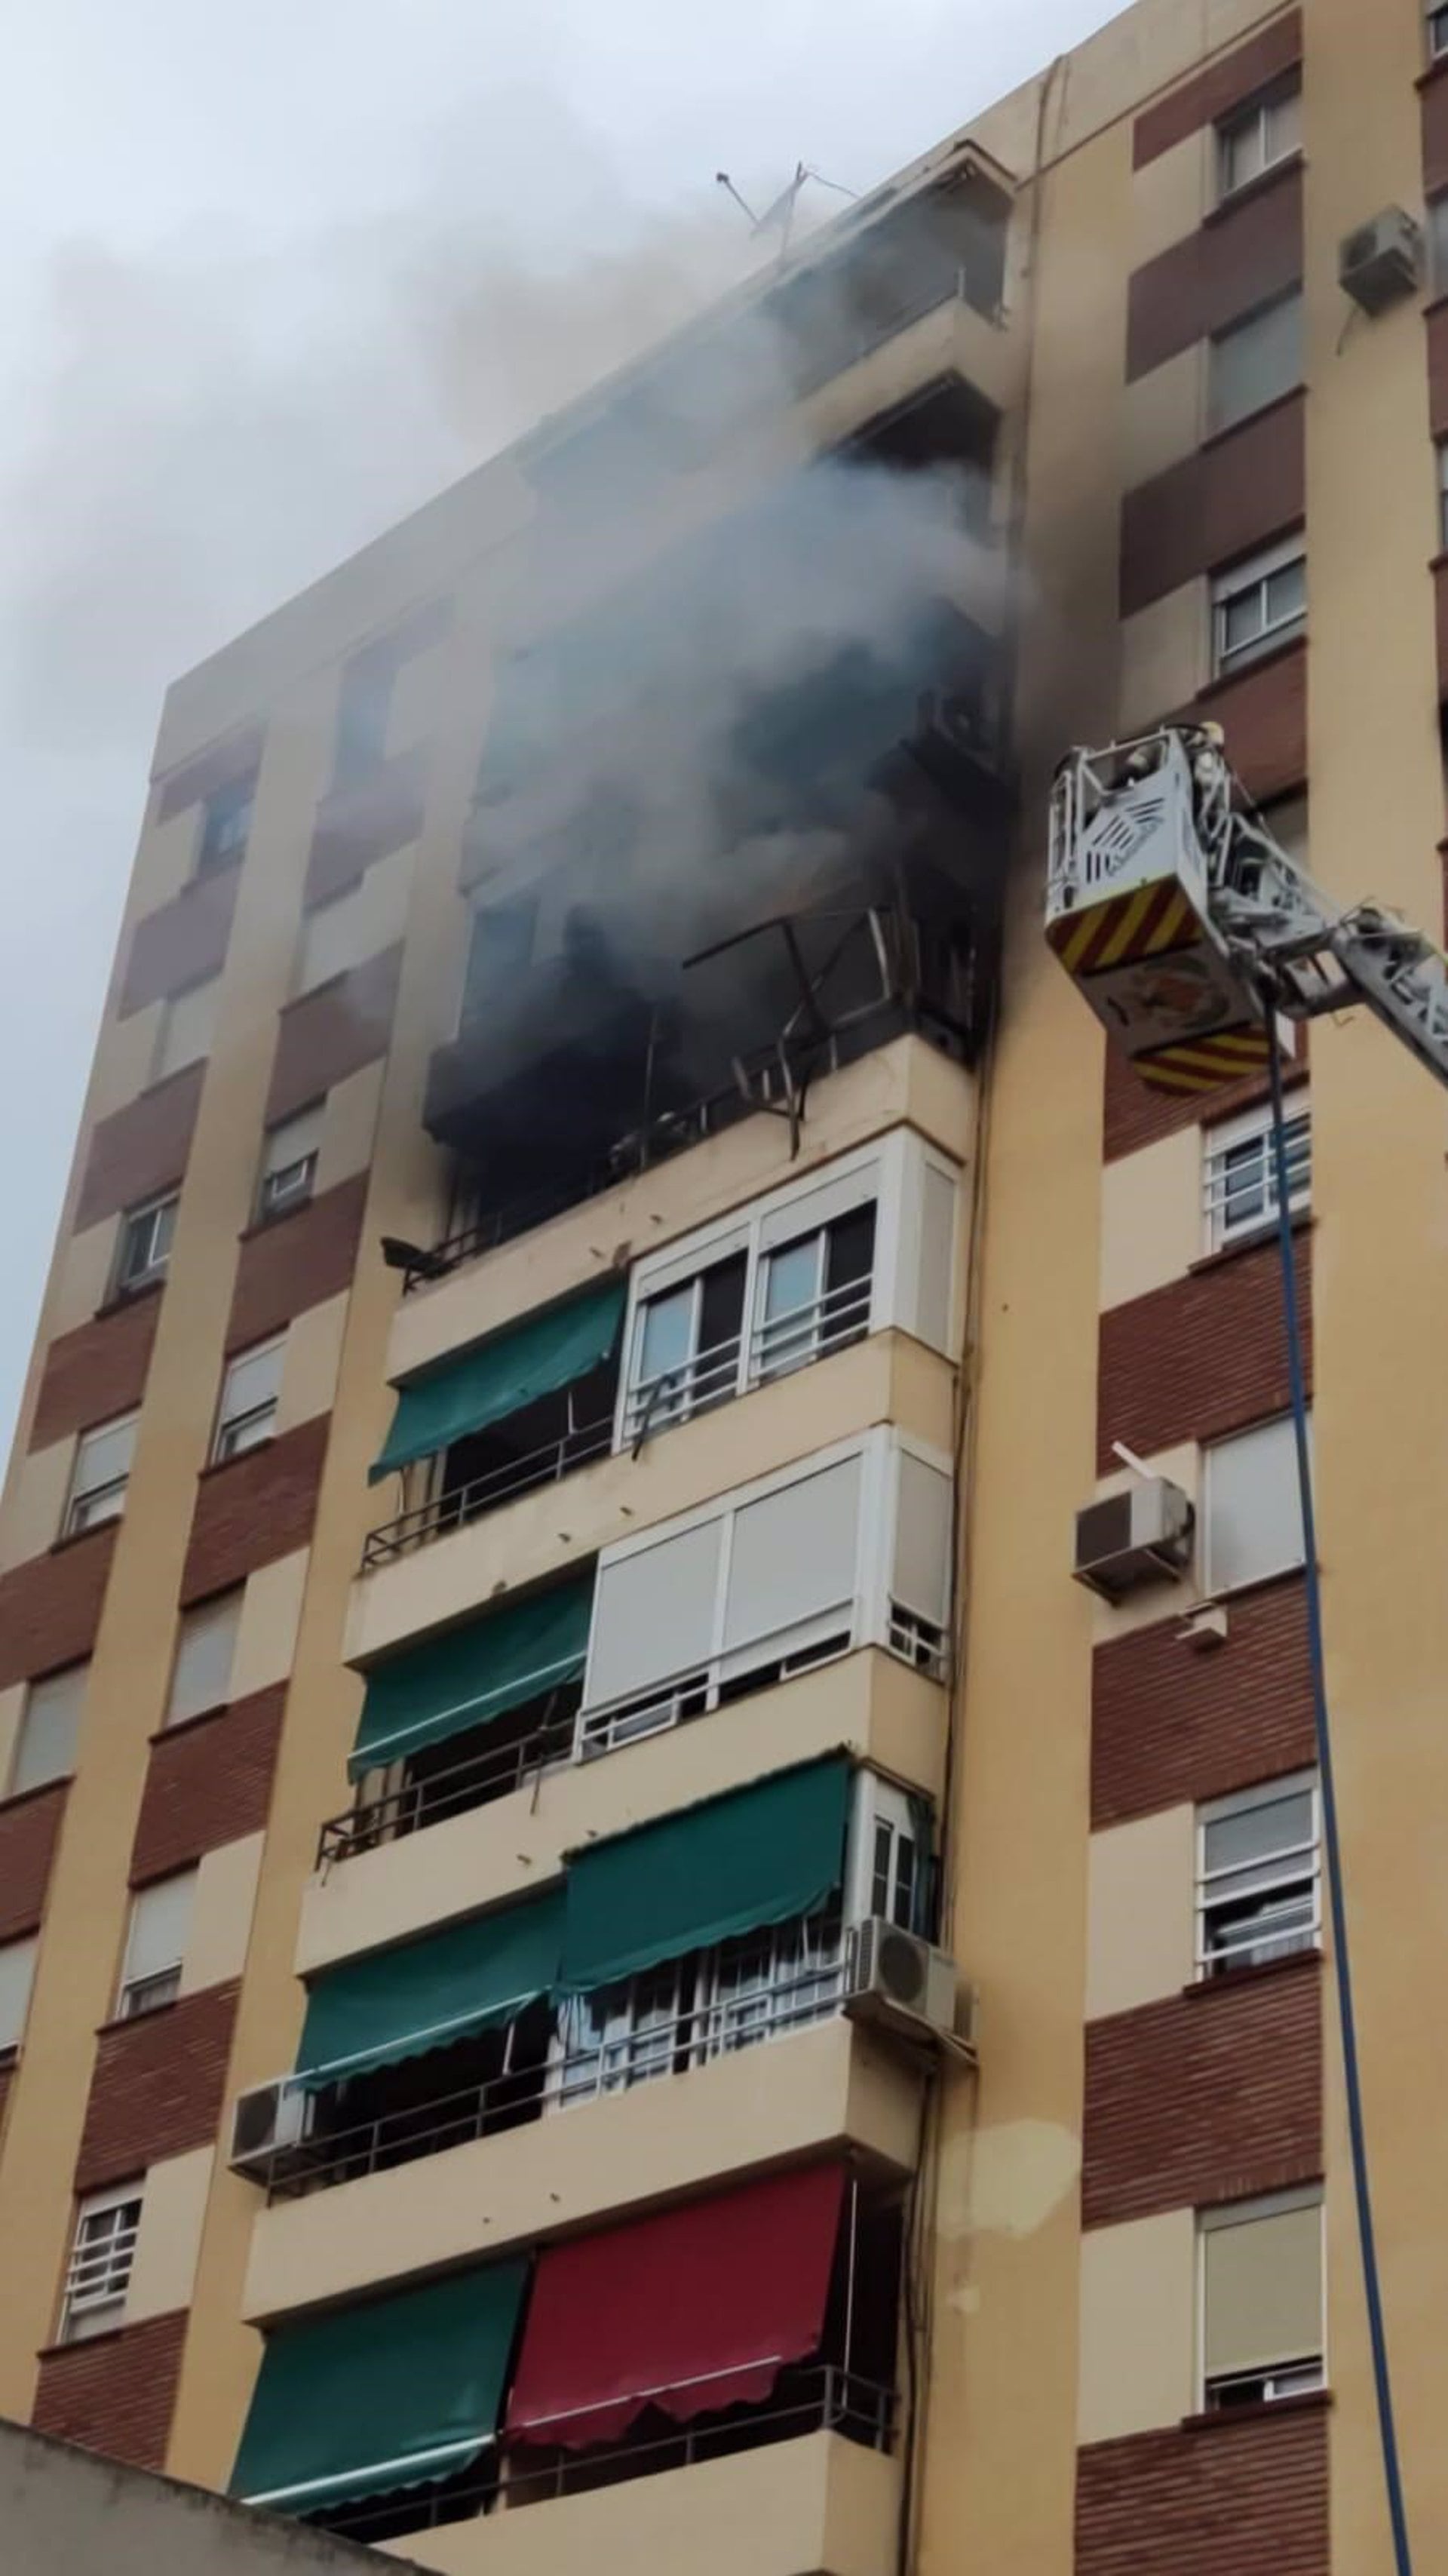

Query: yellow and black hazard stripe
left=1134, top=1025, right=1272, bottom=1094
left=1047, top=881, right=1198, bottom=978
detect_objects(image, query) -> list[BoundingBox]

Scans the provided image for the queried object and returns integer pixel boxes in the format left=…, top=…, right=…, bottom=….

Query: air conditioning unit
left=1339, top=208, right=1421, bottom=315
left=229, top=2078, right=310, bottom=2178
left=846, top=1917, right=972, bottom=2058
left=1072, top=1478, right=1193, bottom=1603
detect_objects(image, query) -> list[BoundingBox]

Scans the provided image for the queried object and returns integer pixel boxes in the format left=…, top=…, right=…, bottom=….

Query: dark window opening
left=434, top=1354, right=621, bottom=1531
left=462, top=898, right=539, bottom=1024
left=197, top=773, right=255, bottom=874
left=397, top=1687, right=581, bottom=1831
left=293, top=2005, right=551, bottom=2198
left=333, top=640, right=398, bottom=791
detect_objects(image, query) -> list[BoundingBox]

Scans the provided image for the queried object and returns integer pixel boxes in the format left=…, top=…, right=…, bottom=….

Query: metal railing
left=317, top=2366, right=897, bottom=2541
left=363, top=1417, right=614, bottom=1568
left=621, top=1273, right=871, bottom=1447
left=262, top=1944, right=850, bottom=2203
left=575, top=1615, right=854, bottom=1758
left=316, top=1711, right=577, bottom=1867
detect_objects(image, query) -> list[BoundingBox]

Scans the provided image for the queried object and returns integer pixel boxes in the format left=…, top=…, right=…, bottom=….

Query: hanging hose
left=1264, top=1023, right=1414, bottom=2576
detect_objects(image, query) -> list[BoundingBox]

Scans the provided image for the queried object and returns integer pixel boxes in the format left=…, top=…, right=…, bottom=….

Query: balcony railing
left=362, top=1417, right=614, bottom=1569
left=316, top=1712, right=578, bottom=1868
left=622, top=1273, right=870, bottom=1448
left=259, top=1947, right=849, bottom=2204
left=318, top=2366, right=897, bottom=2544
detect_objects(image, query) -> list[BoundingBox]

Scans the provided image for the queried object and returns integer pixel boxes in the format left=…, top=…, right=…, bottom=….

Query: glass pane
left=759, top=1233, right=824, bottom=1378
left=1221, top=590, right=1264, bottom=655
left=75, top=1417, right=136, bottom=1497
left=222, top=1341, right=284, bottom=1423
left=1267, top=86, right=1302, bottom=158
left=1204, top=1788, right=1315, bottom=1875
left=636, top=1286, right=695, bottom=1421
left=1220, top=112, right=1262, bottom=194
left=1220, top=1134, right=1268, bottom=1230
left=695, top=1254, right=748, bottom=1392
left=1265, top=559, right=1306, bottom=625
left=0, top=1936, right=38, bottom=2052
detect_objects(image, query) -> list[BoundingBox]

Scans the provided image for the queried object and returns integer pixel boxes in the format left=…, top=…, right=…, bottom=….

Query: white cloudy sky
left=0, top=0, right=1115, bottom=1458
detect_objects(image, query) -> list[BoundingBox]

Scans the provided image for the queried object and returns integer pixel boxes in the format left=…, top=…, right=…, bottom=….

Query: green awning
left=557, top=1755, right=852, bottom=1995
left=349, top=1579, right=593, bottom=1779
left=370, top=1276, right=626, bottom=1482
left=231, top=2258, right=526, bottom=2515
left=296, top=1890, right=564, bottom=2089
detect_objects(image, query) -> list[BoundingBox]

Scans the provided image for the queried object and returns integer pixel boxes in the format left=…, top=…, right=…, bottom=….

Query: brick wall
left=1077, top=2399, right=1327, bottom=2576
left=0, top=1782, right=69, bottom=1939
left=305, top=743, right=428, bottom=907
left=154, top=723, right=264, bottom=827
left=75, top=1982, right=240, bottom=2191
left=179, top=1414, right=328, bottom=1604
left=0, top=1525, right=118, bottom=1693
left=226, top=1174, right=368, bottom=1352
left=29, top=1291, right=161, bottom=1454
left=1133, top=11, right=1302, bottom=168
left=265, top=945, right=402, bottom=1125
left=130, top=1684, right=285, bottom=1882
left=1092, top=1574, right=1314, bottom=1828
left=1192, top=637, right=1307, bottom=806
left=75, top=1064, right=205, bottom=1234
left=32, top=2309, right=188, bottom=2472
left=1097, top=1227, right=1310, bottom=1469
left=1127, top=163, right=1302, bottom=380
left=1103, top=1050, right=1307, bottom=1164
left=1083, top=1955, right=1321, bottom=2228
left=1121, top=393, right=1303, bottom=617
left=119, top=859, right=242, bottom=1017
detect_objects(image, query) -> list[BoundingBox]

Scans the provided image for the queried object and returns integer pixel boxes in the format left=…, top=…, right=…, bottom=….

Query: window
left=1438, top=441, right=1448, bottom=553
left=461, top=898, right=538, bottom=1026
left=1212, top=537, right=1305, bottom=677
left=153, top=978, right=218, bottom=1083
left=213, top=1338, right=284, bottom=1462
left=1203, top=1414, right=1308, bottom=1595
left=756, top=1204, right=876, bottom=1385
left=62, top=2188, right=143, bottom=2341
left=1197, top=1773, right=1320, bottom=1976
left=552, top=1911, right=848, bottom=2109
left=333, top=639, right=397, bottom=788
left=64, top=1414, right=137, bottom=1537
left=1207, top=293, right=1302, bottom=437
left=629, top=1253, right=749, bottom=1437
left=1216, top=78, right=1301, bottom=201
left=166, top=1592, right=241, bottom=1727
left=1431, top=195, right=1448, bottom=292
left=0, top=1935, right=38, bottom=2056
left=1433, top=5, right=1448, bottom=69
left=10, top=1666, right=85, bottom=1795
left=115, top=1192, right=178, bottom=1295
left=1204, top=1101, right=1311, bottom=1249
left=256, top=1105, right=322, bottom=1220
left=196, top=772, right=254, bottom=874
left=866, top=1788, right=925, bottom=1933
left=1199, top=2188, right=1324, bottom=2409
left=118, top=1871, right=195, bottom=2019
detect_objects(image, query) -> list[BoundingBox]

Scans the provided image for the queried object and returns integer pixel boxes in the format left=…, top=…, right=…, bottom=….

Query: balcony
left=302, top=1648, right=945, bottom=1974
left=379, top=2415, right=900, bottom=2576
left=243, top=2011, right=922, bottom=2322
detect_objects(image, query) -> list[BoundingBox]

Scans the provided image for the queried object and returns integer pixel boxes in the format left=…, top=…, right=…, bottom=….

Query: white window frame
left=1197, top=2186, right=1326, bottom=2412
left=1195, top=1770, right=1321, bottom=1978
left=0, top=1933, right=38, bottom=2057
left=117, top=1872, right=195, bottom=2020
left=195, top=772, right=254, bottom=875
left=212, top=1337, right=285, bottom=1464
left=10, top=1665, right=87, bottom=1796
left=577, top=1428, right=953, bottom=1758
left=62, top=2186, right=143, bottom=2342
left=64, top=1414, right=138, bottom=1537
left=165, top=1590, right=241, bottom=1728
left=1202, top=1412, right=1308, bottom=1596
left=1212, top=535, right=1305, bottom=677
left=1203, top=1098, right=1311, bottom=1251
left=152, top=978, right=217, bottom=1085
left=115, top=1192, right=179, bottom=1297
left=1437, top=440, right=1448, bottom=554
left=615, top=1132, right=958, bottom=1450
left=1431, top=1, right=1448, bottom=66
left=1215, top=78, right=1301, bottom=202
left=256, top=1104, right=323, bottom=1222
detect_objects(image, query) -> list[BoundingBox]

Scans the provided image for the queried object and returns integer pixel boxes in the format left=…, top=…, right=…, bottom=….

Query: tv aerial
left=715, top=161, right=857, bottom=260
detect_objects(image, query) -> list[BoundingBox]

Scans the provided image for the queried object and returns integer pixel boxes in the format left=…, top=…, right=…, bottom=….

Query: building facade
left=2, top=1, right=1446, bottom=2569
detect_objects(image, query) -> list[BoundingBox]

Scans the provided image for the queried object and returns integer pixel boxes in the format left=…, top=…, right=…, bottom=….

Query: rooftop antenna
left=715, top=162, right=859, bottom=263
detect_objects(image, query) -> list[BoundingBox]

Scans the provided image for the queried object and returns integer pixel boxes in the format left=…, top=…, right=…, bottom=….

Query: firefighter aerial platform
left=1045, top=723, right=1448, bottom=1097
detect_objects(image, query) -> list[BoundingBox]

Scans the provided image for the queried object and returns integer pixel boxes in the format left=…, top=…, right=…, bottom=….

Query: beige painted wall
left=229, top=1553, right=311, bottom=1704
left=1130, top=128, right=1210, bottom=268
left=382, top=2431, right=897, bottom=2576
left=1121, top=345, right=1204, bottom=490
left=350, top=1333, right=954, bottom=1668
left=182, top=1836, right=265, bottom=1998
left=128, top=2147, right=215, bottom=2323
left=0, top=1440, right=72, bottom=1574
left=1085, top=1805, right=1195, bottom=2019
left=1118, top=582, right=1206, bottom=735
left=45, top=1220, right=118, bottom=1343
left=1098, top=1125, right=1201, bottom=1310
left=243, top=2018, right=921, bottom=2320
left=299, top=1649, right=945, bottom=1974
left=275, top=1301, right=347, bottom=1437
left=314, top=1064, right=386, bottom=1195
left=1078, top=2209, right=1195, bottom=2441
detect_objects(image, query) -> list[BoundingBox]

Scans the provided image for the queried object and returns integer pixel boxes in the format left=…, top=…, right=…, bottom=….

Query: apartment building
left=2, top=0, right=1446, bottom=2569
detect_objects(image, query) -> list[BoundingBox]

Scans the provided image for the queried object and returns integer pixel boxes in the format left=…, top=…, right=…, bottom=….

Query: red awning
left=505, top=2163, right=846, bottom=2450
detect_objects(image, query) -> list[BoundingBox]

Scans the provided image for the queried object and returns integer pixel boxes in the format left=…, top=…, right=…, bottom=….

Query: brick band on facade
left=32, top=2309, right=189, bottom=2473
left=75, top=1980, right=241, bottom=2192
left=130, top=1686, right=285, bottom=1883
